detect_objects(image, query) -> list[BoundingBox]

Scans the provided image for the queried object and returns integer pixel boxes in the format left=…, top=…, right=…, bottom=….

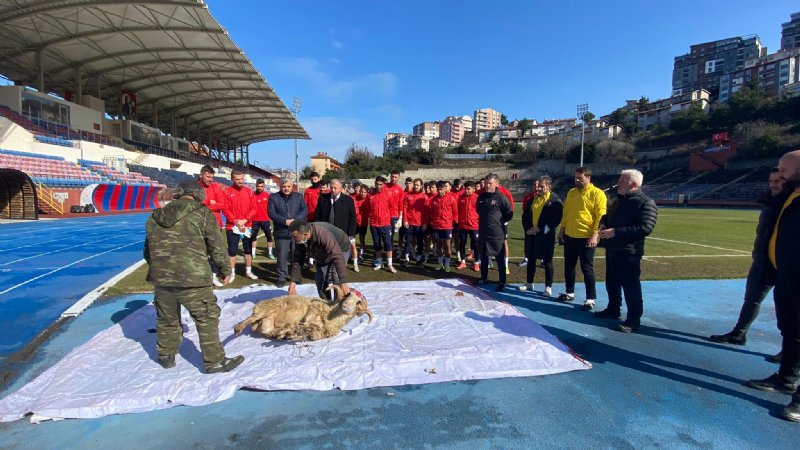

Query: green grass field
left=102, top=206, right=759, bottom=298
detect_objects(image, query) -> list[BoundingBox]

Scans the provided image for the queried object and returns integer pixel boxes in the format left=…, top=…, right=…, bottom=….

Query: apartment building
left=719, top=48, right=800, bottom=102
left=782, top=12, right=800, bottom=51
left=473, top=108, right=502, bottom=132
left=412, top=121, right=440, bottom=139
left=383, top=133, right=411, bottom=155
left=439, top=115, right=472, bottom=145
left=672, top=36, right=764, bottom=98
left=310, top=152, right=342, bottom=177
left=637, top=89, right=711, bottom=130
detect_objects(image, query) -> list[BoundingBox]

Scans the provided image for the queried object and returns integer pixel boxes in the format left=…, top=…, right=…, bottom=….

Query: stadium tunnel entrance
left=0, top=168, right=38, bottom=220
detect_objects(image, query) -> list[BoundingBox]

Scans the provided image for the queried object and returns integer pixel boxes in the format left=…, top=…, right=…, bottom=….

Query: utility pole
left=577, top=103, right=588, bottom=167
left=290, top=97, right=303, bottom=186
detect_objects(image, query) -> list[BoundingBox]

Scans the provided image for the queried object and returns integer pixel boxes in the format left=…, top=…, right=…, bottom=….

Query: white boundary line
left=62, top=259, right=147, bottom=317
left=0, top=240, right=142, bottom=295
left=0, top=232, right=141, bottom=266
left=648, top=237, right=750, bottom=254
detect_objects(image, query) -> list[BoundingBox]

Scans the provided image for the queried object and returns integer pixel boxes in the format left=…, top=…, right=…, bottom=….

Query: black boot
left=709, top=331, right=746, bottom=345
left=768, top=351, right=782, bottom=364
left=745, top=373, right=796, bottom=394
left=158, top=355, right=176, bottom=369
left=206, top=355, right=245, bottom=374
left=782, top=397, right=800, bottom=422
left=593, top=309, right=621, bottom=320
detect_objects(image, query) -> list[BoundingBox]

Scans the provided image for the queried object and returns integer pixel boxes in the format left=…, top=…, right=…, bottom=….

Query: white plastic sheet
left=0, top=279, right=590, bottom=422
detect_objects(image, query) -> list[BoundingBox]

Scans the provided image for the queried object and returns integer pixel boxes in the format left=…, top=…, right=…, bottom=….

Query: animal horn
left=330, top=284, right=344, bottom=299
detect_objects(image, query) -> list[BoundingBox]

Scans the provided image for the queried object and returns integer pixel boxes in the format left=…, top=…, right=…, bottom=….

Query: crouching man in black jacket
left=593, top=169, right=658, bottom=333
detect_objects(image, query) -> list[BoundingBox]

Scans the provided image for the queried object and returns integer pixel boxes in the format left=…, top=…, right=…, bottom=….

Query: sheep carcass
left=234, top=286, right=373, bottom=341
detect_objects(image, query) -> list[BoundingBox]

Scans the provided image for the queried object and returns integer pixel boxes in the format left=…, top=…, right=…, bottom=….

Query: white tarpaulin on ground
left=0, top=279, right=590, bottom=422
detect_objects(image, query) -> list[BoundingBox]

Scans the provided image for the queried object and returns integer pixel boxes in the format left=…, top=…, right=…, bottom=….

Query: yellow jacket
left=559, top=183, right=607, bottom=238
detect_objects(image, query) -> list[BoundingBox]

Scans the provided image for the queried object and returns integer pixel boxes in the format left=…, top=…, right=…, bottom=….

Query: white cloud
left=303, top=116, right=384, bottom=159
left=270, top=57, right=397, bottom=104
left=332, top=40, right=344, bottom=49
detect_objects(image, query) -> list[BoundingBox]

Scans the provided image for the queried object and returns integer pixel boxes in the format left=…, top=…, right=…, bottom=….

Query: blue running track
left=0, top=214, right=149, bottom=356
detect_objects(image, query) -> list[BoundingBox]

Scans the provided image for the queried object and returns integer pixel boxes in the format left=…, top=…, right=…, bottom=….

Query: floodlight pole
left=577, top=103, right=588, bottom=167
left=290, top=97, right=303, bottom=186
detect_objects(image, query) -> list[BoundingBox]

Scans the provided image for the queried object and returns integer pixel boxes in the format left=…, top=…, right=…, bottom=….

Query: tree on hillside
left=668, top=102, right=709, bottom=137
left=581, top=112, right=595, bottom=122
left=607, top=107, right=630, bottom=126
left=517, top=118, right=533, bottom=137
left=538, top=135, right=571, bottom=159
left=500, top=114, right=509, bottom=126
left=594, top=140, right=635, bottom=163
left=461, top=132, right=479, bottom=148
left=636, top=97, right=650, bottom=113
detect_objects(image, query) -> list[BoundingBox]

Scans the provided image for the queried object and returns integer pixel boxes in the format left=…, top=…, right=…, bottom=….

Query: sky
left=205, top=0, right=798, bottom=171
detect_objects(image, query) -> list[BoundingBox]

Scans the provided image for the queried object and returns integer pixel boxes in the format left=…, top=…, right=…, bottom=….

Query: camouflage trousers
left=154, top=286, right=225, bottom=369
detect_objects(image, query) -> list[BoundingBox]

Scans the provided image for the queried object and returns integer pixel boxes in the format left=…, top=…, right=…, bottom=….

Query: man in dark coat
left=593, top=169, right=658, bottom=333
left=287, top=221, right=351, bottom=300
left=268, top=178, right=308, bottom=288
left=476, top=173, right=514, bottom=292
left=520, top=175, right=563, bottom=296
left=745, top=149, right=800, bottom=422
left=144, top=180, right=244, bottom=373
left=710, top=169, right=784, bottom=347
left=314, top=179, right=357, bottom=239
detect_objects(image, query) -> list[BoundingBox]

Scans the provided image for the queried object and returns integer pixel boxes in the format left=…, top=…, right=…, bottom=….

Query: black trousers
left=731, top=263, right=774, bottom=334
left=605, top=251, right=643, bottom=324
left=775, top=289, right=800, bottom=387
left=274, top=237, right=295, bottom=284
left=563, top=235, right=596, bottom=299
left=524, top=234, right=553, bottom=286
left=480, top=245, right=507, bottom=285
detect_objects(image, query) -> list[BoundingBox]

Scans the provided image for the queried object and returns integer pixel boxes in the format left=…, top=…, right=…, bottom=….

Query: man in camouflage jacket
left=144, top=179, right=244, bottom=374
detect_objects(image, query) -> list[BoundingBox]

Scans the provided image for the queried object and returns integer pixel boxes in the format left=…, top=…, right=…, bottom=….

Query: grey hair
left=484, top=173, right=500, bottom=183
left=620, top=169, right=644, bottom=187
left=288, top=220, right=312, bottom=234
left=280, top=177, right=294, bottom=186
left=538, top=175, right=552, bottom=186
left=330, top=179, right=342, bottom=187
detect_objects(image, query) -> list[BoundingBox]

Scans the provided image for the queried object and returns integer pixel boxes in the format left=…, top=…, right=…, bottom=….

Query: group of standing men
left=518, top=167, right=657, bottom=333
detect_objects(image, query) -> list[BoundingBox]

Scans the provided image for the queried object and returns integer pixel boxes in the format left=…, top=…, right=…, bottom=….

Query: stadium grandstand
left=0, top=0, right=308, bottom=220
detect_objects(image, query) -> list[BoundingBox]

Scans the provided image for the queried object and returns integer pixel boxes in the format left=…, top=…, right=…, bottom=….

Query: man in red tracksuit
left=304, top=171, right=322, bottom=221
left=198, top=165, right=225, bottom=228
left=457, top=181, right=480, bottom=271
left=366, top=176, right=396, bottom=272
left=403, top=178, right=427, bottom=265
left=251, top=178, right=275, bottom=260
left=425, top=180, right=459, bottom=272
left=198, top=165, right=226, bottom=286
left=222, top=169, right=258, bottom=281
left=385, top=170, right=405, bottom=248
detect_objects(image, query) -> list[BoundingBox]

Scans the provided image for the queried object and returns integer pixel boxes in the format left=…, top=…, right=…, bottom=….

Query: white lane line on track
left=648, top=237, right=750, bottom=254
left=0, top=232, right=141, bottom=266
left=62, top=259, right=147, bottom=317
left=0, top=224, right=135, bottom=253
left=0, top=240, right=143, bottom=295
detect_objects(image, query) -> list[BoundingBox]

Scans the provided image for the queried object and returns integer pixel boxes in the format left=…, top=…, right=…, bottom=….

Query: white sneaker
left=519, top=283, right=533, bottom=291
left=373, top=264, right=383, bottom=271
left=245, top=271, right=258, bottom=280
left=387, top=265, right=397, bottom=273
left=212, top=274, right=224, bottom=287
left=544, top=286, right=552, bottom=297
left=519, top=258, right=528, bottom=267
left=582, top=299, right=596, bottom=311
left=229, top=273, right=236, bottom=283
left=353, top=264, right=360, bottom=273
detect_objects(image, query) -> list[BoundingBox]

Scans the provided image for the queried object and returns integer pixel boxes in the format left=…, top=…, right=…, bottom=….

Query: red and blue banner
left=91, top=184, right=162, bottom=213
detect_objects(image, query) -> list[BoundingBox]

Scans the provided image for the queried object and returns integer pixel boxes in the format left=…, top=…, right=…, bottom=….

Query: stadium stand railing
left=78, top=159, right=159, bottom=186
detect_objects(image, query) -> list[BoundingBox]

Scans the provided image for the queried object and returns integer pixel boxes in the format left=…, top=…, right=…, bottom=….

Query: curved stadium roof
left=0, top=0, right=309, bottom=146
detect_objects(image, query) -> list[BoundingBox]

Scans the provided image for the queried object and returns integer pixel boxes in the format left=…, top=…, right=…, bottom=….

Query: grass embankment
left=102, top=206, right=757, bottom=298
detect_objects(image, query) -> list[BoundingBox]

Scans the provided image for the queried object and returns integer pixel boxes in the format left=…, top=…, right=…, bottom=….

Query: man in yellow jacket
left=557, top=166, right=607, bottom=311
